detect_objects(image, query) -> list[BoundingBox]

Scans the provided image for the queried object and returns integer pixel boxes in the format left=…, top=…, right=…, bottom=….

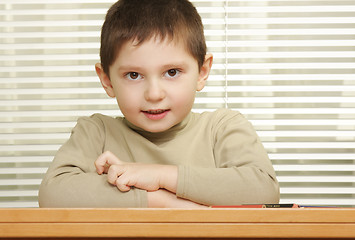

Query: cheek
left=115, top=90, right=138, bottom=112
left=171, top=84, right=197, bottom=108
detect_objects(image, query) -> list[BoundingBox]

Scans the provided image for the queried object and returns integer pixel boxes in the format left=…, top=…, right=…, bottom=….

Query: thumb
left=95, top=151, right=122, bottom=174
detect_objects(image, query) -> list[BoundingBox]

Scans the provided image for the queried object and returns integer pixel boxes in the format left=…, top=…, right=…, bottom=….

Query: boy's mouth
left=144, top=109, right=167, bottom=114
left=142, top=109, right=170, bottom=120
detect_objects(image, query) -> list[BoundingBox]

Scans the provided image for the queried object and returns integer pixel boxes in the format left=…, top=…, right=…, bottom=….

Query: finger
left=102, top=163, right=110, bottom=174
left=115, top=175, right=132, bottom=192
left=95, top=153, right=108, bottom=174
left=105, top=164, right=122, bottom=184
left=107, top=164, right=131, bottom=191
left=95, top=151, right=121, bottom=174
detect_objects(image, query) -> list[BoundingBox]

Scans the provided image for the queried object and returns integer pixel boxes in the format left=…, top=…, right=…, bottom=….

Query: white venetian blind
left=0, top=0, right=354, bottom=208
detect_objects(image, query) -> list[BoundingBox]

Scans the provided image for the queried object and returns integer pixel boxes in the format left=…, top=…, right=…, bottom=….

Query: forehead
left=118, top=35, right=191, bottom=60
left=110, top=35, right=198, bottom=74
left=116, top=32, right=187, bottom=53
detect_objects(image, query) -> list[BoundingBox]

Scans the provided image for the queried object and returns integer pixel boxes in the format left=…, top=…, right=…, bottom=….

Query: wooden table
left=0, top=208, right=354, bottom=239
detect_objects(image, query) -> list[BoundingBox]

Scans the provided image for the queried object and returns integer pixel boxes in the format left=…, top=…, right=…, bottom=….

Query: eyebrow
left=117, top=65, right=144, bottom=73
left=162, top=62, right=190, bottom=69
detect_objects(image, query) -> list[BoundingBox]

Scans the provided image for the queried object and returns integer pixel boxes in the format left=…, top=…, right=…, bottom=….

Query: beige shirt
left=39, top=109, right=279, bottom=207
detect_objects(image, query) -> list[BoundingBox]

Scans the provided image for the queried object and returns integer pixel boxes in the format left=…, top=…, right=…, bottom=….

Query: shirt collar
left=123, top=112, right=192, bottom=143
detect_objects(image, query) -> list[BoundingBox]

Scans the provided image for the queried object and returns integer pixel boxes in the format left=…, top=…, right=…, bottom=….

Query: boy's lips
left=142, top=109, right=170, bottom=120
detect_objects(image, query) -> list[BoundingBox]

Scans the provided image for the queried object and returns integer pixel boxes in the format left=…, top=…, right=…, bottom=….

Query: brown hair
left=100, top=0, right=206, bottom=75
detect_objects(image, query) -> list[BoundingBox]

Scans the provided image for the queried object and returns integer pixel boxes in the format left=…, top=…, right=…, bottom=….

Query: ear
left=95, top=63, right=115, bottom=98
left=197, top=53, right=213, bottom=92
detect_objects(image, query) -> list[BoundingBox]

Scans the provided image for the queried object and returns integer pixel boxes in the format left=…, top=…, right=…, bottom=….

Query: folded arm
left=39, top=115, right=205, bottom=208
left=39, top=116, right=148, bottom=208
left=176, top=113, right=280, bottom=206
left=94, top=150, right=206, bottom=208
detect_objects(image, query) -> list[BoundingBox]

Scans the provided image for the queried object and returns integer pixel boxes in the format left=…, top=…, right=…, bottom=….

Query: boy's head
left=96, top=0, right=213, bottom=133
left=99, top=0, right=207, bottom=76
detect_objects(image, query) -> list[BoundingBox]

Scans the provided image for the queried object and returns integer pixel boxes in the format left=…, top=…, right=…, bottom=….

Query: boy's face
left=96, top=37, right=212, bottom=133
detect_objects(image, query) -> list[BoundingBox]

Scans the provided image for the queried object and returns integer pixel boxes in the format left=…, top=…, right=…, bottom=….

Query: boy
left=39, top=0, right=279, bottom=208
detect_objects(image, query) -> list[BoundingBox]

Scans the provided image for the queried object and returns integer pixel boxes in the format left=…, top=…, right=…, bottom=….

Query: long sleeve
left=38, top=115, right=147, bottom=208
left=176, top=110, right=280, bottom=206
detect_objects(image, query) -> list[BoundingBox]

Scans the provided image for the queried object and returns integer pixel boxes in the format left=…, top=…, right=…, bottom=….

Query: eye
left=126, top=72, right=142, bottom=81
left=165, top=69, right=180, bottom=78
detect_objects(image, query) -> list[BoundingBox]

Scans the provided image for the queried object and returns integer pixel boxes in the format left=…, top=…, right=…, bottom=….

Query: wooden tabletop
left=0, top=208, right=354, bottom=239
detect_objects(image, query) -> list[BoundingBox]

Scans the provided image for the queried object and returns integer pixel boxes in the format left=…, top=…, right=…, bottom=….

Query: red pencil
left=210, top=204, right=299, bottom=208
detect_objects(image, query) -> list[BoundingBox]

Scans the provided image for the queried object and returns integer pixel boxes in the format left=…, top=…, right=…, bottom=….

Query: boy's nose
left=144, top=79, right=166, bottom=102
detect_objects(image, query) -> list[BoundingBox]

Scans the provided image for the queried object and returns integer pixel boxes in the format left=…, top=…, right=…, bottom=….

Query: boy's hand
left=95, top=151, right=177, bottom=192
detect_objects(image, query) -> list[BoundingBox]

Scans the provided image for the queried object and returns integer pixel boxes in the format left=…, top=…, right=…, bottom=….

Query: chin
left=143, top=123, right=174, bottom=133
